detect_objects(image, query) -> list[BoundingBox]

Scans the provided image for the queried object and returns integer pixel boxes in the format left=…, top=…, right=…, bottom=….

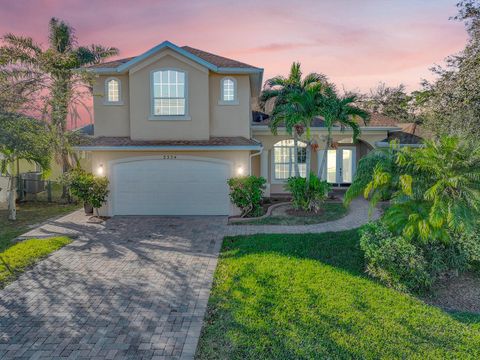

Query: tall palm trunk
left=318, top=129, right=332, bottom=179
left=293, top=132, right=300, bottom=177
left=305, top=127, right=312, bottom=185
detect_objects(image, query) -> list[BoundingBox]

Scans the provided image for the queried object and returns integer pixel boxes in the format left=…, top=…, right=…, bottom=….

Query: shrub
left=63, top=169, right=109, bottom=212
left=285, top=173, right=330, bottom=212
left=360, top=221, right=432, bottom=292
left=227, top=176, right=266, bottom=217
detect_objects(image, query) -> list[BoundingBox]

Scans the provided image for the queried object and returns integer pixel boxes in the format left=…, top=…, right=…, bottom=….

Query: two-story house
left=76, top=41, right=408, bottom=216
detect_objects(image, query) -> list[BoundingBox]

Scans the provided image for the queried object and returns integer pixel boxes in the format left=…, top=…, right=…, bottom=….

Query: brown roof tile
left=87, top=45, right=259, bottom=70
left=252, top=112, right=399, bottom=128
left=78, top=136, right=260, bottom=148
left=382, top=131, right=424, bottom=145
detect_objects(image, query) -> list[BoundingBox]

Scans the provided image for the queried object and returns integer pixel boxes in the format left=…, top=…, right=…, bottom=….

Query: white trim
left=103, top=77, right=123, bottom=105
left=73, top=145, right=262, bottom=151
left=149, top=68, right=189, bottom=120
left=218, top=77, right=238, bottom=105
left=106, top=155, right=234, bottom=216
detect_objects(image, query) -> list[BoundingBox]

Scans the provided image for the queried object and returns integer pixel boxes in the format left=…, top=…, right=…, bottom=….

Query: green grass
left=196, top=230, right=480, bottom=359
left=234, top=202, right=348, bottom=225
left=0, top=203, right=78, bottom=251
left=0, top=236, right=71, bottom=287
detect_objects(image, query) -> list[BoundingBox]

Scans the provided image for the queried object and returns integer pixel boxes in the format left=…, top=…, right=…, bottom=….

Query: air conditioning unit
left=21, top=172, right=45, bottom=194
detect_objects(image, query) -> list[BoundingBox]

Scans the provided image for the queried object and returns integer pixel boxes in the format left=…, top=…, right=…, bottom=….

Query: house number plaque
left=162, top=155, right=176, bottom=159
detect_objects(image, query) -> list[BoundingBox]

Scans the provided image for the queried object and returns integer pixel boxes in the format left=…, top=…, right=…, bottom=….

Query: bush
left=360, top=221, right=432, bottom=292
left=285, top=173, right=330, bottom=212
left=62, top=169, right=109, bottom=212
left=227, top=176, right=266, bottom=217
left=360, top=222, right=480, bottom=293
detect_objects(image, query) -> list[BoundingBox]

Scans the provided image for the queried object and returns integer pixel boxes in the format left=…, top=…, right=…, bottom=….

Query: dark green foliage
left=227, top=176, right=266, bottom=217
left=344, top=143, right=399, bottom=208
left=360, top=221, right=432, bottom=292
left=285, top=173, right=330, bottom=212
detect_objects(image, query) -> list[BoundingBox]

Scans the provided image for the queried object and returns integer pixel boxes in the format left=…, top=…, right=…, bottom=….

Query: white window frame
left=218, top=77, right=238, bottom=105
left=149, top=68, right=190, bottom=121
left=104, top=77, right=123, bottom=105
left=272, top=139, right=307, bottom=183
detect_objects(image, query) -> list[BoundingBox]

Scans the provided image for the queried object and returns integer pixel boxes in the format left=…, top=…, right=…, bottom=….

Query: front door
left=326, top=147, right=356, bottom=185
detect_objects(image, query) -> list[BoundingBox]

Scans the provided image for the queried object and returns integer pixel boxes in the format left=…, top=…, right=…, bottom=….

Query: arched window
left=151, top=69, right=186, bottom=117
left=273, top=140, right=307, bottom=180
left=105, top=77, right=122, bottom=104
left=219, top=77, right=237, bottom=104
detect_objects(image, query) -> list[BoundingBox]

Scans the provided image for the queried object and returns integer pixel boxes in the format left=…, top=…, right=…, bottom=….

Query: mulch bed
left=424, top=272, right=480, bottom=314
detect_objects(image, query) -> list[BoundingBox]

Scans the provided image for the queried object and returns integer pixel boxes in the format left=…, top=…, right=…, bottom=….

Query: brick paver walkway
left=0, top=198, right=377, bottom=359
left=0, top=216, right=225, bottom=359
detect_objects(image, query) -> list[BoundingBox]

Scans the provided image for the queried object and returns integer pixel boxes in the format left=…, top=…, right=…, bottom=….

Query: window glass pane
left=152, top=70, right=186, bottom=116
left=223, top=79, right=235, bottom=101
left=342, top=149, right=353, bottom=183
left=327, top=150, right=337, bottom=183
left=273, top=140, right=307, bottom=180
left=107, top=79, right=119, bottom=102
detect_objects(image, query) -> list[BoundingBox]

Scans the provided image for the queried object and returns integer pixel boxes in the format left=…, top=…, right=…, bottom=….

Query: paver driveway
left=0, top=215, right=226, bottom=359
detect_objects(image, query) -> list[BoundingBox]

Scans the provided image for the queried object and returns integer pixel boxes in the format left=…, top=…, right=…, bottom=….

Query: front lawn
left=196, top=230, right=480, bottom=359
left=0, top=203, right=78, bottom=251
left=232, top=202, right=348, bottom=225
left=0, top=236, right=71, bottom=287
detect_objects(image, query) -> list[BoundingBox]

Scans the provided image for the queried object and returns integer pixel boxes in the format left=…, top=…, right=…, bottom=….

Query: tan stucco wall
left=129, top=50, right=210, bottom=140
left=93, top=74, right=130, bottom=137
left=87, top=150, right=251, bottom=216
left=253, top=130, right=388, bottom=194
left=209, top=74, right=251, bottom=138
left=92, top=49, right=254, bottom=141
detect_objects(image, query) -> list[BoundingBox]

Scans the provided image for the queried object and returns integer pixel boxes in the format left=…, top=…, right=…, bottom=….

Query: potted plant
left=63, top=169, right=109, bottom=215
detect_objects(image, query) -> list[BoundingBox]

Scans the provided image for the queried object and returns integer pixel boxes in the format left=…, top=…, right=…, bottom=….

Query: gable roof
left=87, top=41, right=262, bottom=74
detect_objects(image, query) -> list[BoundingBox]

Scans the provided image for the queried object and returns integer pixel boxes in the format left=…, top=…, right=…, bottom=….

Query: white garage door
left=111, top=158, right=231, bottom=215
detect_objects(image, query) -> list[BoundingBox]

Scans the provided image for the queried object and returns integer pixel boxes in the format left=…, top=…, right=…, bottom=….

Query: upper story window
left=104, top=77, right=122, bottom=105
left=273, top=139, right=307, bottom=180
left=219, top=77, right=238, bottom=105
left=151, top=69, right=187, bottom=118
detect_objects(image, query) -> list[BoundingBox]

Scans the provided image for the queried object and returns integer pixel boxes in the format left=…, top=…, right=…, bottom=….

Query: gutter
left=73, top=145, right=262, bottom=151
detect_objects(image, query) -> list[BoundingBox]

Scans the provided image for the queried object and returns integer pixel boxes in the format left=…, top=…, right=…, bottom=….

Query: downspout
left=249, top=145, right=263, bottom=175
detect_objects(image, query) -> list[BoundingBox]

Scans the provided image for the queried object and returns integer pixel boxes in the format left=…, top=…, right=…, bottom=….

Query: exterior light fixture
left=97, top=164, right=104, bottom=176
left=237, top=166, right=244, bottom=175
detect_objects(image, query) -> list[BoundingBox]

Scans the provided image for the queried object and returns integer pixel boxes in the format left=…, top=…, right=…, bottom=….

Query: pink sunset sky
left=0, top=0, right=468, bottom=127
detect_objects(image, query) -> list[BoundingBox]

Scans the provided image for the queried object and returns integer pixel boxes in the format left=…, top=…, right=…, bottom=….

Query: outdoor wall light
left=237, top=166, right=244, bottom=175
left=97, top=164, right=104, bottom=176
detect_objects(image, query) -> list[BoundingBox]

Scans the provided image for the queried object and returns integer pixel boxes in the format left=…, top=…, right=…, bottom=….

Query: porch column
left=316, top=149, right=327, bottom=180
left=260, top=149, right=270, bottom=196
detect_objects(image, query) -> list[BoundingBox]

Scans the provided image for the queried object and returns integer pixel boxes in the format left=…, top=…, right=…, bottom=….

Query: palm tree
left=274, top=85, right=325, bottom=183
left=317, top=88, right=370, bottom=178
left=260, top=62, right=328, bottom=177
left=0, top=18, right=119, bottom=197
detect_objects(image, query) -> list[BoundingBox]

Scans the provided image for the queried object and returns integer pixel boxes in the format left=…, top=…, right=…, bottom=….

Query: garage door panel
left=111, top=158, right=230, bottom=215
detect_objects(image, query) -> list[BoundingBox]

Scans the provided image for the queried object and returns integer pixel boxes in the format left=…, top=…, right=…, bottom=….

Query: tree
left=420, top=1, right=480, bottom=139
left=349, top=136, right=480, bottom=242
left=274, top=84, right=325, bottom=183
left=0, top=114, right=52, bottom=220
left=317, top=88, right=369, bottom=178
left=260, top=62, right=328, bottom=177
left=358, top=83, right=415, bottom=122
left=0, top=18, right=119, bottom=197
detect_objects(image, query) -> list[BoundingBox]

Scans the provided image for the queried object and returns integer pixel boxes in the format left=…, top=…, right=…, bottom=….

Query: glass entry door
left=326, top=147, right=356, bottom=185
